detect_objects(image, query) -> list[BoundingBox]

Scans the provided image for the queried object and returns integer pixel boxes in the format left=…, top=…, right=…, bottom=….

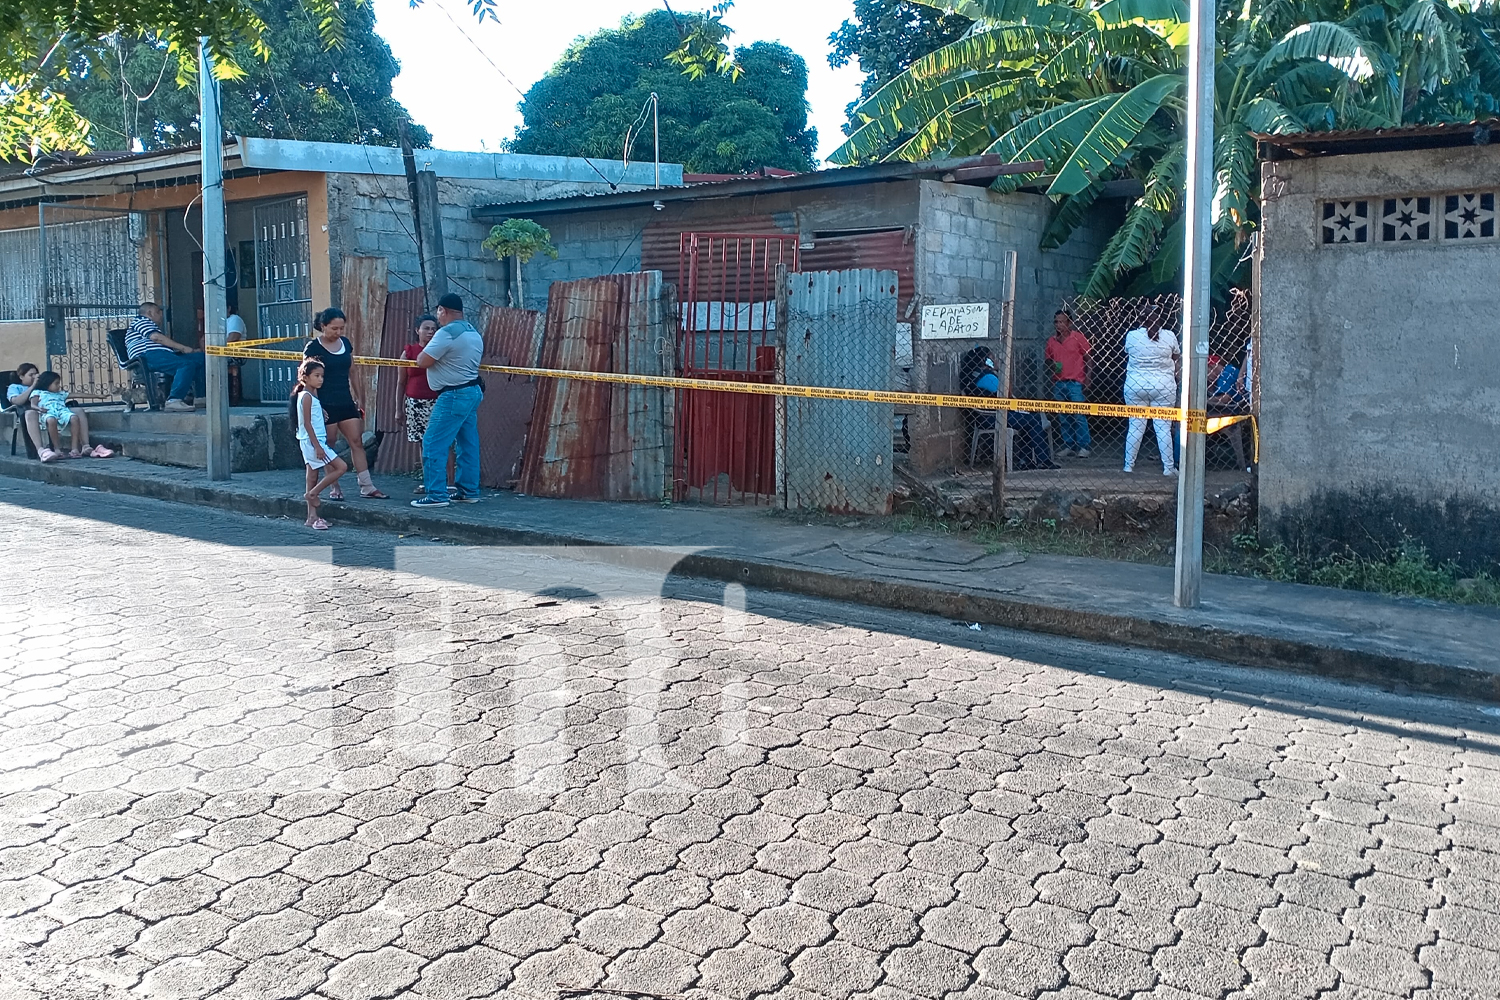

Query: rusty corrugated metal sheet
left=374, top=287, right=426, bottom=476
left=800, top=229, right=916, bottom=317
left=476, top=304, right=543, bottom=488
left=641, top=217, right=784, bottom=287
left=518, top=272, right=673, bottom=500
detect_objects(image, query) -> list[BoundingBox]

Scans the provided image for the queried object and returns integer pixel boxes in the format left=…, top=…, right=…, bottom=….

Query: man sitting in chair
left=126, top=302, right=206, bottom=412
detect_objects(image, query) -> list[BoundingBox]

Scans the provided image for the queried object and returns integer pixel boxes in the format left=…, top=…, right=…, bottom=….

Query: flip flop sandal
left=360, top=488, right=389, bottom=499
left=309, top=518, right=330, bottom=530
left=328, top=488, right=344, bottom=501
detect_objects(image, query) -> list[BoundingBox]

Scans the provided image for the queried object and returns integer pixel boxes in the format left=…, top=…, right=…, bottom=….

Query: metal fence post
left=1173, top=0, right=1216, bottom=606
left=992, top=250, right=1018, bottom=523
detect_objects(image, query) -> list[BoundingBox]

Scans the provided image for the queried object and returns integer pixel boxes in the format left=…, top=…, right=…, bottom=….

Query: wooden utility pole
left=399, top=121, right=429, bottom=299
left=991, top=250, right=1018, bottom=522
left=415, top=171, right=448, bottom=307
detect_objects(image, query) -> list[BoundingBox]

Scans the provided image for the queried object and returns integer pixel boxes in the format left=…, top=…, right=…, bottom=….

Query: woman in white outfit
left=1121, top=307, right=1181, bottom=475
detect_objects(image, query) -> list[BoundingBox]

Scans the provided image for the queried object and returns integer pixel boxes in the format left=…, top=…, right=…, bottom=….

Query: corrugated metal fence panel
left=518, top=272, right=671, bottom=500
left=374, top=287, right=426, bottom=476
left=520, top=276, right=618, bottom=498
left=477, top=304, right=544, bottom=489
left=783, top=269, right=898, bottom=514
left=799, top=229, right=916, bottom=317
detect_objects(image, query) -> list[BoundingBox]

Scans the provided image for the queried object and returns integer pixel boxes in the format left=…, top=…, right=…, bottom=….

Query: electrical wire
left=429, top=0, right=620, bottom=189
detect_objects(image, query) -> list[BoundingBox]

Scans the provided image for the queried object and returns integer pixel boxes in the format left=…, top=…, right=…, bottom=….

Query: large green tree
left=833, top=0, right=1500, bottom=298
left=61, top=0, right=426, bottom=150
left=2, top=0, right=357, bottom=158
left=828, top=0, right=973, bottom=142
left=512, top=9, right=817, bottom=174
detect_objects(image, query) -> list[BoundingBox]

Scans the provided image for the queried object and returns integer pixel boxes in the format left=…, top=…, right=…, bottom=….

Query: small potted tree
left=483, top=219, right=558, bottom=308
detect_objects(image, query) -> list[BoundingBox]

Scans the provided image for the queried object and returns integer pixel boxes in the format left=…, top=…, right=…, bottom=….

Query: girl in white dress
left=290, top=359, right=348, bottom=530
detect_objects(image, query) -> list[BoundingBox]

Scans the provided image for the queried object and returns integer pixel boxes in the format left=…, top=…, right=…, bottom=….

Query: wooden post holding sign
left=993, top=251, right=1018, bottom=523
left=341, top=256, right=388, bottom=435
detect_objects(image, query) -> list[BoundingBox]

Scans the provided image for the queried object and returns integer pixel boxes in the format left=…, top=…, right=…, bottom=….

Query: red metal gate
left=674, top=232, right=799, bottom=504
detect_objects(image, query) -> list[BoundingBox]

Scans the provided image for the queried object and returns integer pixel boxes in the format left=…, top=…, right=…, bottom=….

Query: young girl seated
left=31, top=371, right=113, bottom=461
left=290, top=358, right=348, bottom=530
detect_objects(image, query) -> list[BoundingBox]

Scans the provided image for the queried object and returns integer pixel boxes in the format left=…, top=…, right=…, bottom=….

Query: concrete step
left=85, top=406, right=301, bottom=473
left=86, top=406, right=285, bottom=436
left=90, top=431, right=205, bottom=469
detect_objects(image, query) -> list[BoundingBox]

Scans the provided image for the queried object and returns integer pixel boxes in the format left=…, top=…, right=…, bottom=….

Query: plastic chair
left=107, top=328, right=168, bottom=410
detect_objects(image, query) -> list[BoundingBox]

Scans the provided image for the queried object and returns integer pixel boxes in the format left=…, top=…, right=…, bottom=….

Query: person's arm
left=417, top=329, right=448, bottom=370
left=147, top=329, right=196, bottom=354
left=302, top=395, right=332, bottom=462
left=7, top=386, right=31, bottom=406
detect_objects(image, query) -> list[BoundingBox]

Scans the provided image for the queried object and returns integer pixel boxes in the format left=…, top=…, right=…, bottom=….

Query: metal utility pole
left=1173, top=0, right=1215, bottom=607
left=200, top=37, right=231, bottom=480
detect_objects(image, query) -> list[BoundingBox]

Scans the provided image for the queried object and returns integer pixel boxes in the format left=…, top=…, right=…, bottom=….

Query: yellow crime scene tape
left=207, top=343, right=1253, bottom=436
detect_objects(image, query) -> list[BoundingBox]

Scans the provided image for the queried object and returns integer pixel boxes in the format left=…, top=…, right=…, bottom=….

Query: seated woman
left=1207, top=352, right=1251, bottom=473
left=959, top=347, right=1058, bottom=471
left=6, top=363, right=45, bottom=458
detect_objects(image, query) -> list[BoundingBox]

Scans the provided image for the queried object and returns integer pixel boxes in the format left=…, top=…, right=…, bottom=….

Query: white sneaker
left=1122, top=466, right=1134, bottom=474
left=1076, top=449, right=1091, bottom=458
left=163, top=399, right=193, bottom=411
left=1056, top=448, right=1074, bottom=458
left=1164, top=467, right=1177, bottom=476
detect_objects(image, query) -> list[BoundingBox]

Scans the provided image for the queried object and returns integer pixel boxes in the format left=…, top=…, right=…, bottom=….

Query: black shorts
left=322, top=398, right=361, bottom=424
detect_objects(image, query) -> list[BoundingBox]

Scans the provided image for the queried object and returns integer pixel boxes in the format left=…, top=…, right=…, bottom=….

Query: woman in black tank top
left=303, top=307, right=386, bottom=499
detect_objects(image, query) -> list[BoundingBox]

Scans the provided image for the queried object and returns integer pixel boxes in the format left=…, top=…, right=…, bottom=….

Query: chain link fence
left=934, top=291, right=1255, bottom=495
left=888, top=292, right=1257, bottom=539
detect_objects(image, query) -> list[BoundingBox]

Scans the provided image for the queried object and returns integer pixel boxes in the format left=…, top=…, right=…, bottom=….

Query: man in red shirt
left=1044, top=310, right=1092, bottom=457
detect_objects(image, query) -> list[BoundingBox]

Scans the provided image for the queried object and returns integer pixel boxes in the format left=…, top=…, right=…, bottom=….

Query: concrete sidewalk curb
left=5, top=458, right=1496, bottom=703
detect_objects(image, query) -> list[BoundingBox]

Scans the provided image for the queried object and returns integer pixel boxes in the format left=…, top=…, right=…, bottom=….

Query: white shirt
left=1124, top=327, right=1180, bottom=379
left=296, top=392, right=327, bottom=444
left=225, top=314, right=247, bottom=340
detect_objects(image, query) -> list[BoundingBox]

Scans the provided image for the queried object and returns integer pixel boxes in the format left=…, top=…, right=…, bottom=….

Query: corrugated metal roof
left=474, top=155, right=1048, bottom=221
left=1255, top=120, right=1500, bottom=159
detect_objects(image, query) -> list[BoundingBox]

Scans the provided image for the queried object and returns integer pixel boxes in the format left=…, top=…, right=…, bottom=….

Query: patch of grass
left=1208, top=535, right=1500, bottom=606
left=765, top=508, right=1500, bottom=607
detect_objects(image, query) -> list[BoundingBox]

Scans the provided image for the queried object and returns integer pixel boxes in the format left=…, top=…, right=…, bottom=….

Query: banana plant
left=831, top=0, right=1500, bottom=299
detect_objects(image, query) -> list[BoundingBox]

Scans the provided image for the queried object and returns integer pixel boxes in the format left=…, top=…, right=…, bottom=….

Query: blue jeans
left=422, top=385, right=482, bottom=500
left=1052, top=380, right=1091, bottom=450
left=140, top=351, right=205, bottom=401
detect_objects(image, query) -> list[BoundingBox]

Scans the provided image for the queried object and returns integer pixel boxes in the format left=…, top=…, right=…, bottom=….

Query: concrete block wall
left=326, top=173, right=646, bottom=313
left=516, top=212, right=646, bottom=312
left=907, top=181, right=1116, bottom=474
left=1257, top=144, right=1500, bottom=571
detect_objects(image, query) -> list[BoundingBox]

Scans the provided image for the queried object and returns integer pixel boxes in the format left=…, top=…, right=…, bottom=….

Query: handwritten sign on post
left=920, top=302, right=990, bottom=340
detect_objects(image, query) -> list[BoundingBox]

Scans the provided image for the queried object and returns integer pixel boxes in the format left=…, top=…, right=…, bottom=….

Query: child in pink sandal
left=31, top=371, right=112, bottom=458
left=291, top=359, right=347, bottom=530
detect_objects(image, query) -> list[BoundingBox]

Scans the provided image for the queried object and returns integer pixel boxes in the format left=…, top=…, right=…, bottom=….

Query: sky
left=368, top=0, right=865, bottom=164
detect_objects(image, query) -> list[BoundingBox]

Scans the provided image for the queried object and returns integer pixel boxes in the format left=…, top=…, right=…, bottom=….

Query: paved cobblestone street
left=2, top=480, right=1499, bottom=1000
